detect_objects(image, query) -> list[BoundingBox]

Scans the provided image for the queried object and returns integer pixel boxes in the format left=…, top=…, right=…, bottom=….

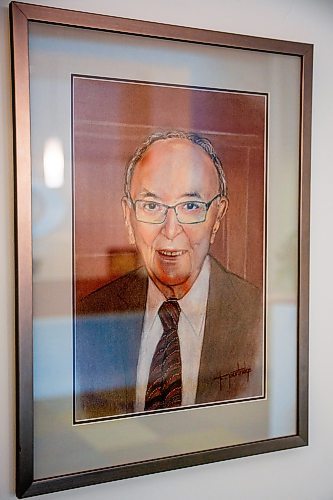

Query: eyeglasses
left=129, top=194, right=221, bottom=224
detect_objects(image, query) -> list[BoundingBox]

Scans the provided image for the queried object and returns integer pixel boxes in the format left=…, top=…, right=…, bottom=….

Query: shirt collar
left=144, top=256, right=211, bottom=336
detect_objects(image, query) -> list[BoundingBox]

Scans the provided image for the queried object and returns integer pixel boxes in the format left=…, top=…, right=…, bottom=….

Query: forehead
left=130, top=138, right=219, bottom=198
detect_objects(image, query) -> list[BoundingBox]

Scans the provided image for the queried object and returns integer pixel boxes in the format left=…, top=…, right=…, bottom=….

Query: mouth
left=157, top=249, right=187, bottom=257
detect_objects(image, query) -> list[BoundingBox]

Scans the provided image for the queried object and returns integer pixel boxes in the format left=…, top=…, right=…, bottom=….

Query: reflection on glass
left=43, top=137, right=64, bottom=188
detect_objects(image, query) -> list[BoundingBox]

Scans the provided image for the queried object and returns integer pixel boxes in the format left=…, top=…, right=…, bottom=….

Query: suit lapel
left=115, top=266, right=148, bottom=311
left=114, top=267, right=148, bottom=413
left=196, top=258, right=235, bottom=404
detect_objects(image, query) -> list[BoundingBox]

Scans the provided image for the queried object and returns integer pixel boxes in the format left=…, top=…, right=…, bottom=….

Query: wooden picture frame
left=10, top=1, right=312, bottom=497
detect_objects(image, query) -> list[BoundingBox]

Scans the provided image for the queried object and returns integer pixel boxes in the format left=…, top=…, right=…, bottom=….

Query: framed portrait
left=10, top=1, right=312, bottom=497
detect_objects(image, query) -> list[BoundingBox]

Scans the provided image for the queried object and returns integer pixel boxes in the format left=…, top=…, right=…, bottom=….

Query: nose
left=161, top=207, right=183, bottom=240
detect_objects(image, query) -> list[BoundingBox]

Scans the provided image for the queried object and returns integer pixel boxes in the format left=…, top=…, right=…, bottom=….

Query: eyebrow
left=138, top=190, right=159, bottom=199
left=182, top=192, right=203, bottom=199
left=137, top=190, right=203, bottom=200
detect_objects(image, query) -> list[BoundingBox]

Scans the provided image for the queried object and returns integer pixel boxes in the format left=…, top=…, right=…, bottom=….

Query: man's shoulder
left=77, top=266, right=148, bottom=315
left=209, top=256, right=261, bottom=311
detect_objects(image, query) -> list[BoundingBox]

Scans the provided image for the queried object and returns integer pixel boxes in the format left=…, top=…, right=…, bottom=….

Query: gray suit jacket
left=75, top=257, right=263, bottom=420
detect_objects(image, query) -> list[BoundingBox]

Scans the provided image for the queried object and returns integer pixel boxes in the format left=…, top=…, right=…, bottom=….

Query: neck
left=156, top=282, right=190, bottom=300
left=148, top=272, right=200, bottom=300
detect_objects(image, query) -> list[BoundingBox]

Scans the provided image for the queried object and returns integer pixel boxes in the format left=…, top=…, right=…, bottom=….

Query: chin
left=156, top=273, right=190, bottom=288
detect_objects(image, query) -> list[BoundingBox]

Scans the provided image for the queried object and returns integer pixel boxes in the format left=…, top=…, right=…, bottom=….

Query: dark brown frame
left=10, top=1, right=312, bottom=497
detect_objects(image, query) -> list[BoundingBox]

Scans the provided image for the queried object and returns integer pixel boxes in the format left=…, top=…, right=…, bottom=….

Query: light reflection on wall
left=43, top=137, right=65, bottom=188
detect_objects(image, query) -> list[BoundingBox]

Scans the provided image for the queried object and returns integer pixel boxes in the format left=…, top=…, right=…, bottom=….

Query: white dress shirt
left=135, top=257, right=211, bottom=412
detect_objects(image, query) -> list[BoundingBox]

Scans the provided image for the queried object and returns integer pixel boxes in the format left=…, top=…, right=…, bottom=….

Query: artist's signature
left=214, top=363, right=251, bottom=390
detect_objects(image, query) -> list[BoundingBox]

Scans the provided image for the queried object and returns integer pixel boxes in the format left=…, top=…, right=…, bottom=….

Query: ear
left=121, top=197, right=136, bottom=245
left=210, top=197, right=228, bottom=244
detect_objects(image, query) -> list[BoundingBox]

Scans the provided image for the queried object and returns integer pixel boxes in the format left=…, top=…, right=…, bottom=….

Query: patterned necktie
left=144, top=299, right=182, bottom=411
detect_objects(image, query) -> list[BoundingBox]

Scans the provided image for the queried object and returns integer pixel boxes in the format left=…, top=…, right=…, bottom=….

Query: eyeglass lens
left=135, top=200, right=207, bottom=224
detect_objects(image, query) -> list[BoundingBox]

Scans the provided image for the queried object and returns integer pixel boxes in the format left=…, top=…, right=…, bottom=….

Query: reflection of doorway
left=73, top=76, right=266, bottom=300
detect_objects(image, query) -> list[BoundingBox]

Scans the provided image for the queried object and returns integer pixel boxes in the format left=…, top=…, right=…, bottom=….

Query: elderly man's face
left=123, top=138, right=228, bottom=298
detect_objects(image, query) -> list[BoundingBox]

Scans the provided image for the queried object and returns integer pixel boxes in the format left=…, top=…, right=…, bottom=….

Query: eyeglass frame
left=126, top=193, right=222, bottom=224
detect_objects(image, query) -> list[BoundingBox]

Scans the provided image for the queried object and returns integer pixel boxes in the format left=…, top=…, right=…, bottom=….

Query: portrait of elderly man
left=75, top=130, right=263, bottom=420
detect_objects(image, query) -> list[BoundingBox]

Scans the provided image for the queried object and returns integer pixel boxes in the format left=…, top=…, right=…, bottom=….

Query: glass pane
left=29, top=20, right=300, bottom=479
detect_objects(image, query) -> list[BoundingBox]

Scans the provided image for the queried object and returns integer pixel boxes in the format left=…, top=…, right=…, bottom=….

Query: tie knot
left=158, top=299, right=181, bottom=331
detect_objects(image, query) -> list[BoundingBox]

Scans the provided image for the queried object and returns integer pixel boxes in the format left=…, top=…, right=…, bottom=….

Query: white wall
left=1, top=0, right=332, bottom=498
